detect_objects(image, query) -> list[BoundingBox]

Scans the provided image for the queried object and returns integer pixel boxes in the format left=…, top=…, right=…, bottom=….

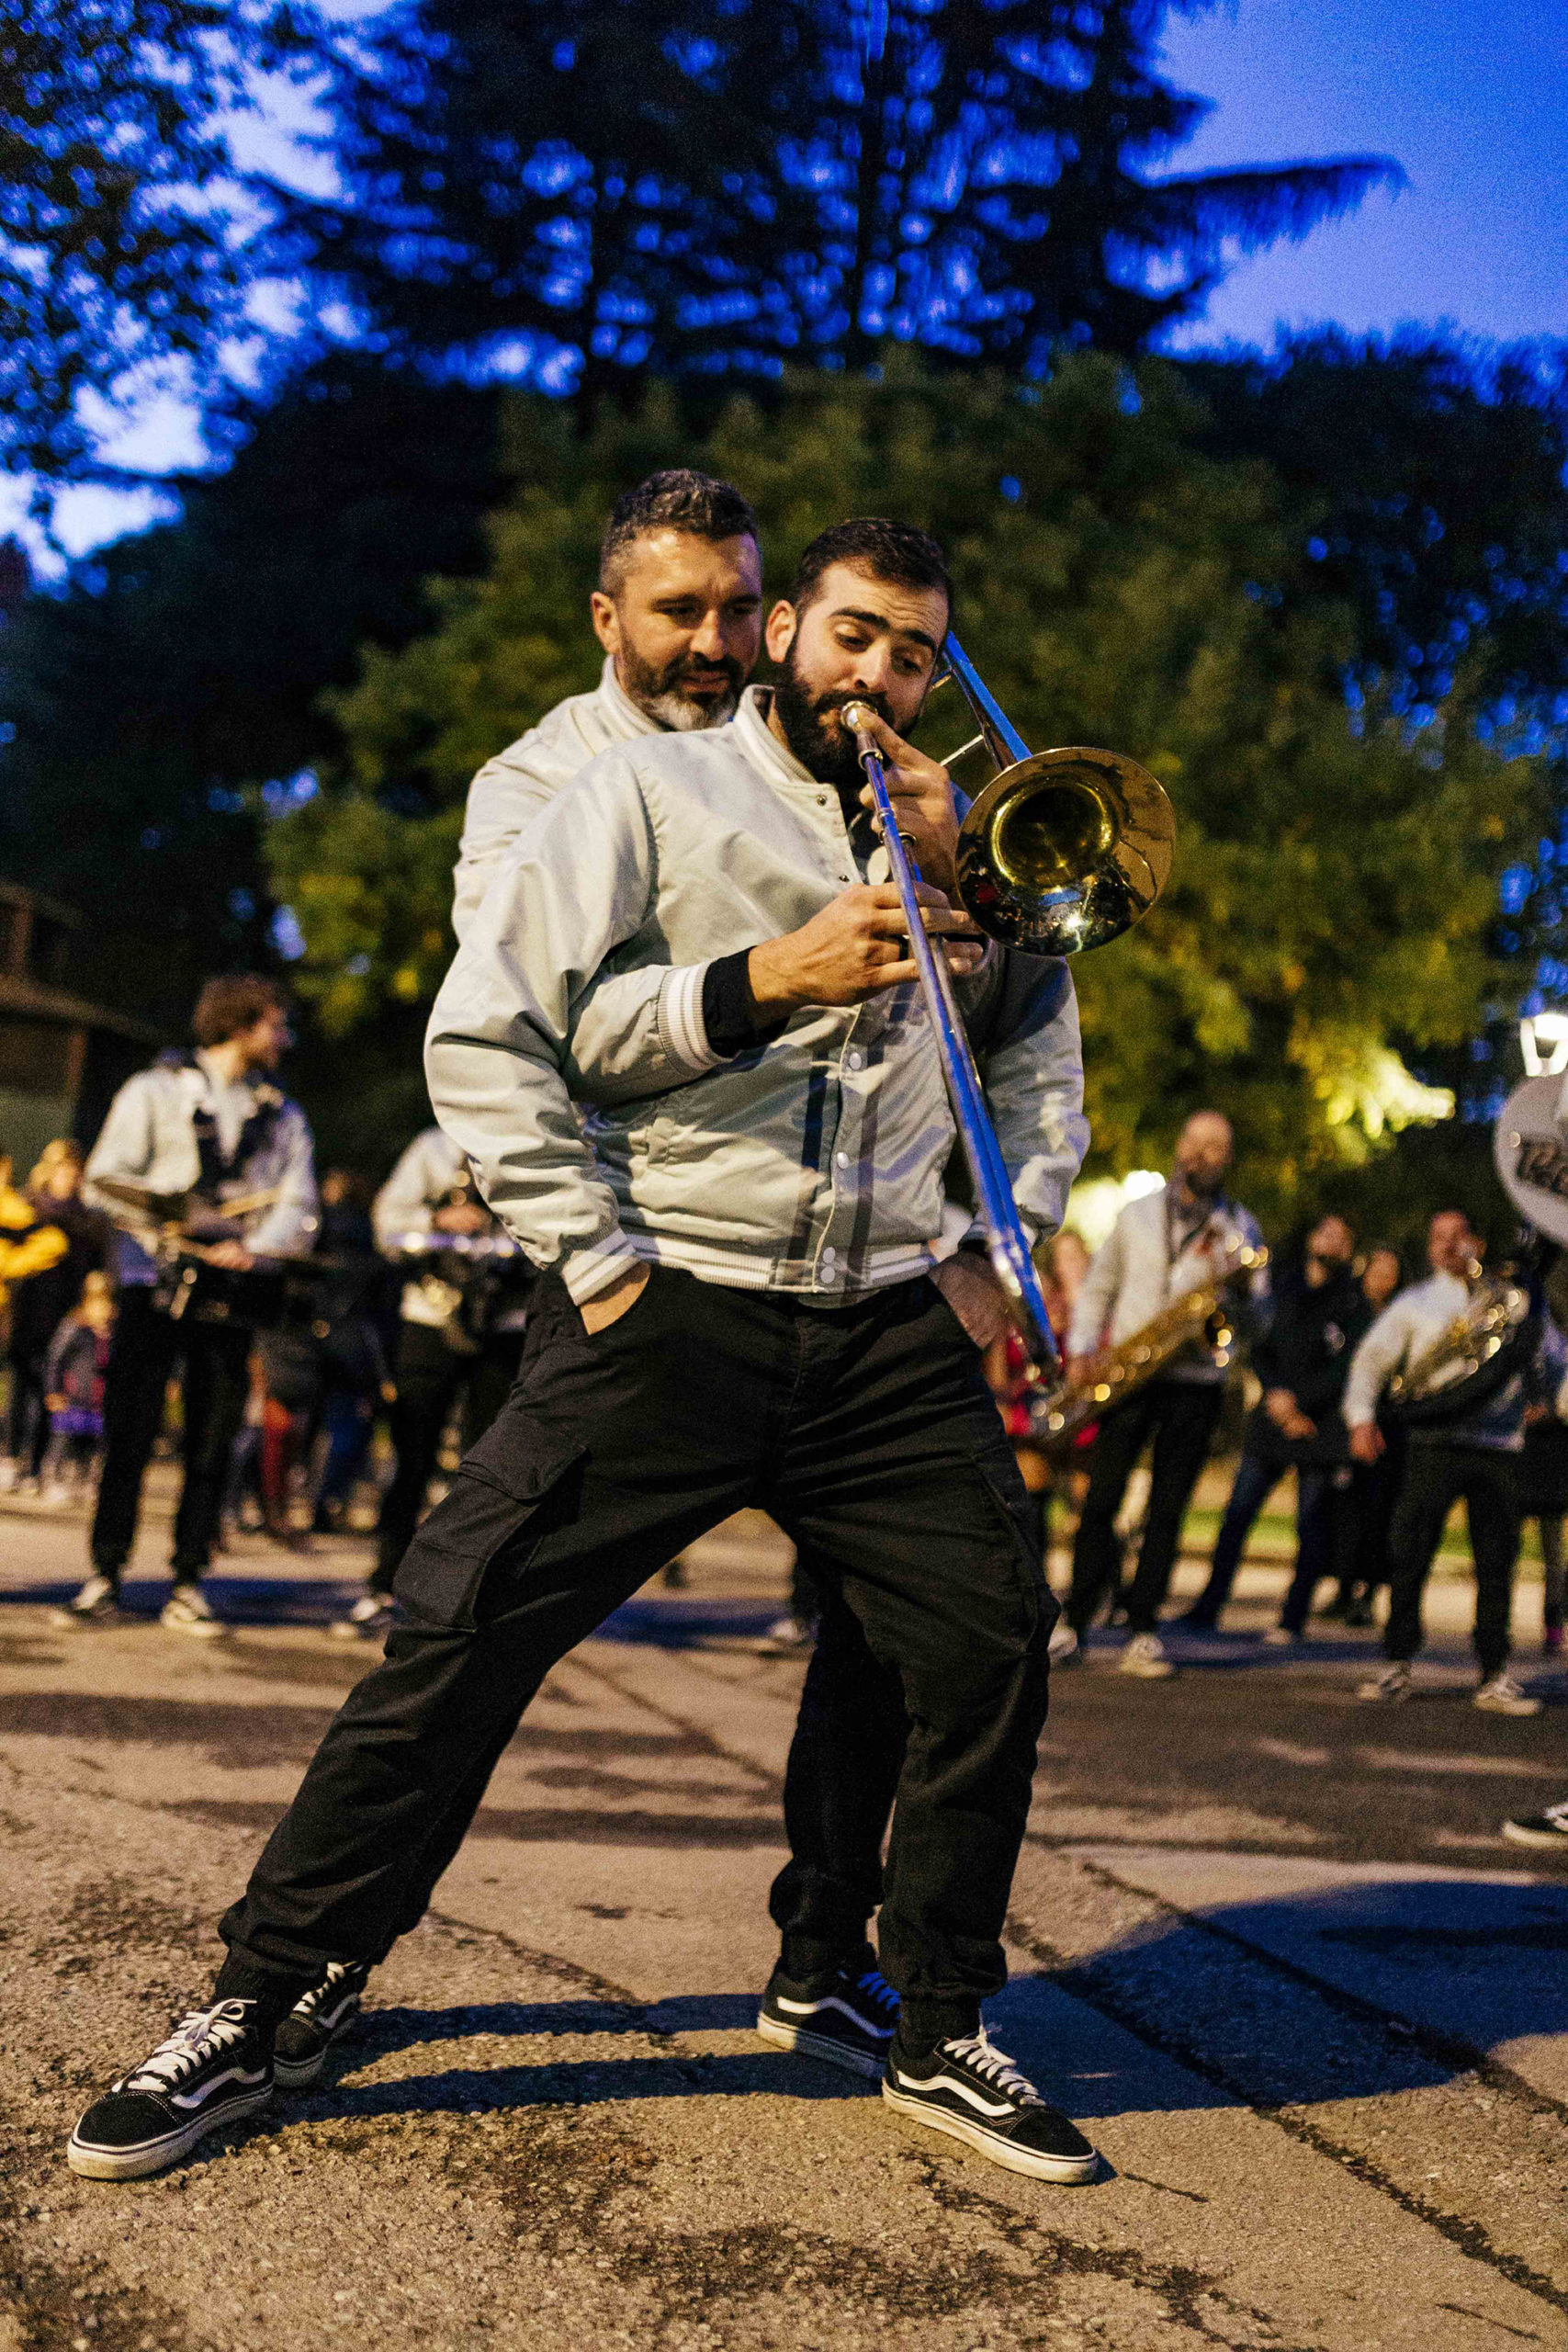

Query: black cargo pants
left=218, top=1264, right=1055, bottom=2045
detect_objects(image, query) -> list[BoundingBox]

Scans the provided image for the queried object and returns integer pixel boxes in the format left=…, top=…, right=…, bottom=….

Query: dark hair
left=789, top=517, right=953, bottom=624
left=191, top=974, right=288, bottom=1047
left=598, top=469, right=758, bottom=595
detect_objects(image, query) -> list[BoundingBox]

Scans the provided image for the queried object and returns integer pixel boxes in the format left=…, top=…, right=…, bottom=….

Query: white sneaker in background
left=0, top=1458, right=17, bottom=1493
left=1357, top=1663, right=1411, bottom=1702
left=160, top=1585, right=227, bottom=1640
left=1119, top=1631, right=1176, bottom=1679
left=41, top=1482, right=71, bottom=1510
left=1048, top=1622, right=1081, bottom=1666
left=1473, top=1672, right=1541, bottom=1717
left=328, top=1591, right=399, bottom=1642
left=52, top=1570, right=121, bottom=1627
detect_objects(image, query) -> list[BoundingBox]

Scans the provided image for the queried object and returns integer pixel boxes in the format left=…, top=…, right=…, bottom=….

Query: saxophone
left=1029, top=1234, right=1267, bottom=1453
left=1382, top=1257, right=1537, bottom=1426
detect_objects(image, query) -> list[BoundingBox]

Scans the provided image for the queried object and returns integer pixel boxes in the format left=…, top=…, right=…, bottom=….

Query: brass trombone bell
left=935, top=636, right=1176, bottom=958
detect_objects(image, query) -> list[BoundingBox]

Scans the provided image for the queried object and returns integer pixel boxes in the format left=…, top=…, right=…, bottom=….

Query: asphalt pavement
left=0, top=1480, right=1563, bottom=2352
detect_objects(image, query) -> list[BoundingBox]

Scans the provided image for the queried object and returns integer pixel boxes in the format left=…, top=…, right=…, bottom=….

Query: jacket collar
left=594, top=654, right=665, bottom=742
left=732, top=685, right=820, bottom=795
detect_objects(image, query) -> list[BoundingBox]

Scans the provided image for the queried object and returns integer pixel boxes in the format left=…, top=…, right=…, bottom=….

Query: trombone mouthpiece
left=840, top=699, right=877, bottom=740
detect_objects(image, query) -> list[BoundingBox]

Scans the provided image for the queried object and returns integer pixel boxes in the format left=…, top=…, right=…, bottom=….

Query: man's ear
left=763, top=598, right=797, bottom=664
left=590, top=589, right=620, bottom=658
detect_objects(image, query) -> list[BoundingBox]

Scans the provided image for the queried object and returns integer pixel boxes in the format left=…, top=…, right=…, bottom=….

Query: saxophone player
left=1057, top=1111, right=1264, bottom=1677
left=1345, top=1209, right=1551, bottom=1714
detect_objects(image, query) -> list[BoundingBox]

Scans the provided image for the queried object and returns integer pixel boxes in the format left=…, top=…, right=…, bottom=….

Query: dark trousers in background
left=218, top=1267, right=1052, bottom=2048
left=1382, top=1439, right=1522, bottom=1679
left=314, top=1389, right=377, bottom=1522
left=372, top=1323, right=523, bottom=1590
left=1347, top=1436, right=1404, bottom=1608
left=1188, top=1451, right=1354, bottom=1631
left=90, top=1287, right=253, bottom=1583
left=6, top=1345, right=50, bottom=1477
left=1066, top=1380, right=1224, bottom=1635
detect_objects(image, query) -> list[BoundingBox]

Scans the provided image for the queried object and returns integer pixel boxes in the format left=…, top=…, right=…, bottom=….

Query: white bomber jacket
left=427, top=686, right=1089, bottom=1305
left=454, top=655, right=659, bottom=942
left=1066, top=1185, right=1266, bottom=1385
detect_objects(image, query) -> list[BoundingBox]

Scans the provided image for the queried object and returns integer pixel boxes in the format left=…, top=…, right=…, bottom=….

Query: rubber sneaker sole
left=755, top=2009, right=888, bottom=2081
left=67, top=2085, right=272, bottom=2180
left=880, top=2080, right=1098, bottom=2183
left=1501, top=1817, right=1568, bottom=1849
left=159, top=1608, right=228, bottom=1642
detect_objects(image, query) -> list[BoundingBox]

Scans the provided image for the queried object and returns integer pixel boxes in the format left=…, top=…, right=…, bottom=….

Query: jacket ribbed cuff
left=656, top=963, right=727, bottom=1077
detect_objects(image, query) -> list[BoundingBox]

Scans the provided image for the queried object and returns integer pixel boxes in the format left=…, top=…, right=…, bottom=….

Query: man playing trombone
left=68, top=519, right=1101, bottom=2189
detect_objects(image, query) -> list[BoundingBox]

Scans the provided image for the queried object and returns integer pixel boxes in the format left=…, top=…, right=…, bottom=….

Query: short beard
left=1176, top=1159, right=1225, bottom=1201
left=617, top=640, right=742, bottom=732
left=770, top=637, right=892, bottom=793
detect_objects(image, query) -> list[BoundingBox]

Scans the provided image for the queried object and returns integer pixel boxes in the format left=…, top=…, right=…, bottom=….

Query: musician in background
left=339, top=1126, right=529, bottom=1638
left=1179, top=1213, right=1367, bottom=1639
left=1059, top=1111, right=1264, bottom=1679
left=66, top=978, right=318, bottom=1634
left=1345, top=1207, right=1553, bottom=1714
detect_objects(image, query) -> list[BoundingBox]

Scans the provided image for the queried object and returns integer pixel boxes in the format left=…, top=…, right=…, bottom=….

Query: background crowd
left=4, top=1099, right=1562, bottom=1691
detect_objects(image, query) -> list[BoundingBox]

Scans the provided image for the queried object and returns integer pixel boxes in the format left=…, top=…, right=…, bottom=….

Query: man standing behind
left=66, top=520, right=1098, bottom=2189
left=1181, top=1214, right=1368, bottom=1639
left=453, top=469, right=762, bottom=941
left=1059, top=1112, right=1264, bottom=1678
left=66, top=978, right=318, bottom=1634
left=1345, top=1208, right=1545, bottom=1714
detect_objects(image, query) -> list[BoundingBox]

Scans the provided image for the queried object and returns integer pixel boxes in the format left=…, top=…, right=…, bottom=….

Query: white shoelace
left=121, top=2003, right=253, bottom=2096
left=941, top=2030, right=1042, bottom=2106
left=296, top=1962, right=355, bottom=2020
left=1543, top=1803, right=1568, bottom=1830
left=855, top=1968, right=898, bottom=2018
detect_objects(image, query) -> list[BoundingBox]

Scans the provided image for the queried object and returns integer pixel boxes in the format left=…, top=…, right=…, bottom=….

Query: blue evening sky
left=1158, top=0, right=1568, bottom=350
left=8, top=0, right=1565, bottom=563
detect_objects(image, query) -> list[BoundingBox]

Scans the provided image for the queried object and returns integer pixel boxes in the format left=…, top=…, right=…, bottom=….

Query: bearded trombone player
left=68, top=518, right=1100, bottom=2188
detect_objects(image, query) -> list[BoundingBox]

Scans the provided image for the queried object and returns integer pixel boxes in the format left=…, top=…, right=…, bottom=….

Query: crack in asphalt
left=1005, top=1901, right=1568, bottom=2324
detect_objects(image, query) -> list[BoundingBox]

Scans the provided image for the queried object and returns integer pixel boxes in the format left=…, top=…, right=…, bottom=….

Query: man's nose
left=689, top=608, right=726, bottom=661
left=852, top=644, right=896, bottom=696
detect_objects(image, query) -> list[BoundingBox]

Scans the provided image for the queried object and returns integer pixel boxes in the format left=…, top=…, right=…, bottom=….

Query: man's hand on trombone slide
left=851, top=709, right=962, bottom=896
left=747, top=880, right=985, bottom=1013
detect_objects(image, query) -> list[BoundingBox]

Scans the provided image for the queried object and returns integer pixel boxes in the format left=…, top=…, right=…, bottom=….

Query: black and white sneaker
left=67, top=2000, right=272, bottom=2180
left=757, top=1957, right=899, bottom=2079
left=1502, top=1798, right=1568, bottom=1850
left=272, top=1960, right=370, bottom=2088
left=51, top=1570, right=121, bottom=1628
left=882, top=2027, right=1100, bottom=2183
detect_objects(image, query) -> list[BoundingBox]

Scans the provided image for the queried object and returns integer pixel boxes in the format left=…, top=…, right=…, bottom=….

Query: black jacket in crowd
left=1245, top=1264, right=1374, bottom=1467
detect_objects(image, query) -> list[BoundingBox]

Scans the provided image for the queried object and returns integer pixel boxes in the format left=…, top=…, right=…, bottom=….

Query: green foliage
left=273, top=356, right=1541, bottom=1225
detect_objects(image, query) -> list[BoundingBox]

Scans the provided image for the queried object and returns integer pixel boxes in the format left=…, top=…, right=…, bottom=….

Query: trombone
left=843, top=633, right=1174, bottom=1377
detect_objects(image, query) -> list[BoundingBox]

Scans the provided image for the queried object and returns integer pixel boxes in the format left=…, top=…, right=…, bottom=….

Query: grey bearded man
left=68, top=517, right=1100, bottom=2190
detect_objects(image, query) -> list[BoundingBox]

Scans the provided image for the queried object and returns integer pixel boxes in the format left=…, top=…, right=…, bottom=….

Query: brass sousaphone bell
left=842, top=633, right=1176, bottom=1374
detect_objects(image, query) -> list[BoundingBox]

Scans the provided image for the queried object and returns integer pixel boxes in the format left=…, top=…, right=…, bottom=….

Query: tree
left=1193, top=332, right=1568, bottom=1129
left=269, top=357, right=1540, bottom=1220
left=277, top=0, right=818, bottom=409
left=287, top=0, right=1396, bottom=396
left=0, top=0, right=323, bottom=492
left=0, top=354, right=508, bottom=1023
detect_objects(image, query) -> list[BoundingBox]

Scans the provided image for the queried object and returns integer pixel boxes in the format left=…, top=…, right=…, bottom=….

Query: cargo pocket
left=392, top=1425, right=586, bottom=1634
